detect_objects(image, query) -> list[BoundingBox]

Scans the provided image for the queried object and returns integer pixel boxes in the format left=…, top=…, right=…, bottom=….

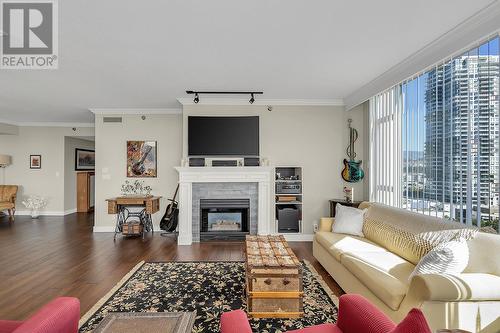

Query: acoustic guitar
left=160, top=184, right=179, bottom=232
left=341, top=119, right=365, bottom=183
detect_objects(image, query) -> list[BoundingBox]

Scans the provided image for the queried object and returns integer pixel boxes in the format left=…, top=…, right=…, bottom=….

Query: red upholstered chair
left=220, top=294, right=431, bottom=333
left=0, top=297, right=80, bottom=333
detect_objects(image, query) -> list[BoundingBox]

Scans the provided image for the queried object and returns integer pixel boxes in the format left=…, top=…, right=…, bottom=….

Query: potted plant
left=22, top=195, right=47, bottom=219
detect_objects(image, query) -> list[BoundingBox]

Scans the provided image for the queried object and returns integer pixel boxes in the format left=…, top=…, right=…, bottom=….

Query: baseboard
left=281, top=233, right=314, bottom=242
left=93, top=226, right=115, bottom=233
left=15, top=208, right=78, bottom=216
left=15, top=210, right=69, bottom=216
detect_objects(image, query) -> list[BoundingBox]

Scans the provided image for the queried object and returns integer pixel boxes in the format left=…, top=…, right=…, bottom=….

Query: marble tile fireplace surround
left=175, top=167, right=273, bottom=245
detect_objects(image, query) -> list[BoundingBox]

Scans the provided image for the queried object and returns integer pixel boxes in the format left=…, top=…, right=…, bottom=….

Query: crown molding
left=345, top=1, right=500, bottom=110
left=177, top=98, right=344, bottom=106
left=89, top=108, right=182, bottom=115
left=0, top=118, right=94, bottom=128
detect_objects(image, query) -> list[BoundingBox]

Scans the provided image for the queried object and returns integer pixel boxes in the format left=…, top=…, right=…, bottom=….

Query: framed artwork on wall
left=75, top=149, right=95, bottom=171
left=127, top=141, right=157, bottom=178
left=30, top=155, right=41, bottom=169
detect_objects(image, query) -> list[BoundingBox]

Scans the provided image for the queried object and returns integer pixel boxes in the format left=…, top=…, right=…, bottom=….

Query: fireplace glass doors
left=200, top=199, right=250, bottom=240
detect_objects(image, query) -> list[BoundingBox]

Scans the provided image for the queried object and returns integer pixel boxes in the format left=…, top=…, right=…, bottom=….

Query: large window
left=370, top=36, right=499, bottom=232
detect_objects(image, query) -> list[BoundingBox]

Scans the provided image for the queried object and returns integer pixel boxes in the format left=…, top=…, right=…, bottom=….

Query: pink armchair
left=220, top=294, right=431, bottom=333
left=0, top=297, right=80, bottom=333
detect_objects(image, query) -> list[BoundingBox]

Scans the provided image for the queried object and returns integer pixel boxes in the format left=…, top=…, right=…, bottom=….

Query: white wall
left=64, top=137, right=95, bottom=212
left=93, top=105, right=368, bottom=234
left=0, top=126, right=95, bottom=214
left=94, top=114, right=182, bottom=230
left=182, top=104, right=368, bottom=234
left=0, top=123, right=18, bottom=135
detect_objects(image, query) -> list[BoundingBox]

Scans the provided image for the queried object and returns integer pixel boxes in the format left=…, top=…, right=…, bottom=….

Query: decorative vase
left=31, top=210, right=40, bottom=219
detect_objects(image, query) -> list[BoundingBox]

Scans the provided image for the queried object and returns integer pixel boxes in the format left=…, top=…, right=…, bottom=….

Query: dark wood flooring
left=0, top=213, right=343, bottom=321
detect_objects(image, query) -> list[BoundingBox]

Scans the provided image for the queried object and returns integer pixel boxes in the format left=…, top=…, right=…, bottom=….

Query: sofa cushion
left=410, top=273, right=500, bottom=301
left=362, top=203, right=477, bottom=265
left=341, top=251, right=415, bottom=310
left=314, top=231, right=386, bottom=261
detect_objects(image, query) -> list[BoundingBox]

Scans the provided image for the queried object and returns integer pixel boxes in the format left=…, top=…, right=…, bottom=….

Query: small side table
left=329, top=199, right=363, bottom=217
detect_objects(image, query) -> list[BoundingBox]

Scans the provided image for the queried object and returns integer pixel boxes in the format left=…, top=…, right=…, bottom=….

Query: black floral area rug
left=79, top=261, right=338, bottom=333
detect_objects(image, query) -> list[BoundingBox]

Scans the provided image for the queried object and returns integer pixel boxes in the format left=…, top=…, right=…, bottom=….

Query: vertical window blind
left=370, top=35, right=500, bottom=232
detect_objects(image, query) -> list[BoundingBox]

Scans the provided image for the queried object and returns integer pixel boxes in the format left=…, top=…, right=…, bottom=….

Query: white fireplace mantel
left=175, top=166, right=273, bottom=245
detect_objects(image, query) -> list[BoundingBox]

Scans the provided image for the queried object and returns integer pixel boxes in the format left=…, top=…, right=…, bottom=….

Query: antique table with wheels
left=106, top=196, right=161, bottom=240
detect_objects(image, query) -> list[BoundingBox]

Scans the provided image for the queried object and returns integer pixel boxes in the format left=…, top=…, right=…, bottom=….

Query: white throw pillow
left=332, top=204, right=366, bottom=237
left=409, top=239, right=469, bottom=281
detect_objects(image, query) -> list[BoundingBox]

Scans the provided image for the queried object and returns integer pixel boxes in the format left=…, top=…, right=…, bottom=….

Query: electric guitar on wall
left=341, top=119, right=365, bottom=183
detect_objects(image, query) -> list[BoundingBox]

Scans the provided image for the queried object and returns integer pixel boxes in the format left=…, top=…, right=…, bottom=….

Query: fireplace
left=200, top=199, right=250, bottom=240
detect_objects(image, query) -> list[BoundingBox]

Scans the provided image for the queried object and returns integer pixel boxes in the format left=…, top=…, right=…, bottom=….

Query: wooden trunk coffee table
left=245, top=235, right=303, bottom=318
left=93, top=311, right=196, bottom=333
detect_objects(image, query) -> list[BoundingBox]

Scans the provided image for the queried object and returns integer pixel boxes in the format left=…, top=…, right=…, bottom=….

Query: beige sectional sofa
left=313, top=202, right=500, bottom=333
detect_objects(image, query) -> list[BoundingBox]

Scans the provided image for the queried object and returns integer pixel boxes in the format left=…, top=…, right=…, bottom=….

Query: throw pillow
left=332, top=204, right=366, bottom=237
left=388, top=308, right=432, bottom=333
left=409, top=239, right=469, bottom=281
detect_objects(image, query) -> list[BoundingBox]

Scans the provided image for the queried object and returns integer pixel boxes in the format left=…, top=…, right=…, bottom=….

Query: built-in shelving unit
left=274, top=167, right=302, bottom=233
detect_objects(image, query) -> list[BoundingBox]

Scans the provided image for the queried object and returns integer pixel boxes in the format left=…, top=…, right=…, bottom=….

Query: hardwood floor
left=0, top=213, right=343, bottom=321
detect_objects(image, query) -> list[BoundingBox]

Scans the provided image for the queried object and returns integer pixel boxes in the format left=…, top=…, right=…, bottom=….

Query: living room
left=0, top=1, right=499, bottom=333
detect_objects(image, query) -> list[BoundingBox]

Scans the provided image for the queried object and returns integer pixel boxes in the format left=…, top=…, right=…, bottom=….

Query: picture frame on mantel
left=30, top=155, right=41, bottom=169
left=75, top=148, right=95, bottom=171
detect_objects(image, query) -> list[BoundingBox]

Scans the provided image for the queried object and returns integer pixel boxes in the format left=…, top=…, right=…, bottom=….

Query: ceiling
left=0, top=0, right=496, bottom=123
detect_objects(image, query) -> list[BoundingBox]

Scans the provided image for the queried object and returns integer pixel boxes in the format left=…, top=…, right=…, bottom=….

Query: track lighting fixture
left=186, top=90, right=263, bottom=104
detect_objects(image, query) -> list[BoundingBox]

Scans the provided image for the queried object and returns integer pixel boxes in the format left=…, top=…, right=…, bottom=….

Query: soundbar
left=212, top=160, right=238, bottom=167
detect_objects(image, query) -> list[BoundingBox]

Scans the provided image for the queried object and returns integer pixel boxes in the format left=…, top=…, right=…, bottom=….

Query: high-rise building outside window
left=370, top=35, right=499, bottom=233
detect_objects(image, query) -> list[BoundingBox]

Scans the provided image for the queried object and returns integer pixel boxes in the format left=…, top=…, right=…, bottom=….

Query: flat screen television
left=188, top=116, right=259, bottom=156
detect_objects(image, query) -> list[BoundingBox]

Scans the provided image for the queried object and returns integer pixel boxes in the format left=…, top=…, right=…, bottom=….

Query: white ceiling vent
left=103, top=117, right=122, bottom=123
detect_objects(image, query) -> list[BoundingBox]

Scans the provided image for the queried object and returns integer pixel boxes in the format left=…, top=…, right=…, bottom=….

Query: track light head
left=249, top=93, right=255, bottom=104
left=194, top=93, right=199, bottom=104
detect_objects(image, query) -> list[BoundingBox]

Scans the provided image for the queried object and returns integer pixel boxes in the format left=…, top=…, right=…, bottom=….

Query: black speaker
left=212, top=160, right=238, bottom=167
left=277, top=206, right=300, bottom=233
left=189, top=157, right=205, bottom=167
left=244, top=157, right=260, bottom=166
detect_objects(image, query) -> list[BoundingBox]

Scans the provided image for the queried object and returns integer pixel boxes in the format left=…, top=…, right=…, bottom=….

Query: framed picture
left=30, top=155, right=41, bottom=169
left=127, top=141, right=157, bottom=177
left=75, top=149, right=96, bottom=171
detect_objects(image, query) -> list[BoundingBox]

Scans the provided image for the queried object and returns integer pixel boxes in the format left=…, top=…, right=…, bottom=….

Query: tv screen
left=188, top=116, right=259, bottom=156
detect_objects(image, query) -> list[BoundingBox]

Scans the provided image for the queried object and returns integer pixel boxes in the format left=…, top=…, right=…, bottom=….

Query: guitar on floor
left=160, top=184, right=179, bottom=233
